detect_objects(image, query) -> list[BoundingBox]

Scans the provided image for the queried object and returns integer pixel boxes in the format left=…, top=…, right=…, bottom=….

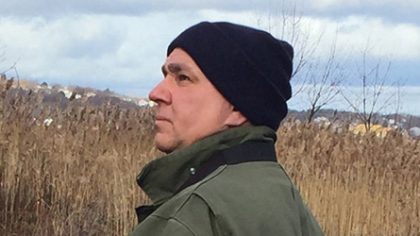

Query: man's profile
left=130, top=21, right=324, bottom=236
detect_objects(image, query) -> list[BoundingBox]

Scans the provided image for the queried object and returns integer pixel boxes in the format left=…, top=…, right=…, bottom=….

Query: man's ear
left=224, top=109, right=248, bottom=127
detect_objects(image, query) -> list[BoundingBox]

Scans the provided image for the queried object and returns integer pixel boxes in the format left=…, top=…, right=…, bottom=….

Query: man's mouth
left=155, top=115, right=171, bottom=123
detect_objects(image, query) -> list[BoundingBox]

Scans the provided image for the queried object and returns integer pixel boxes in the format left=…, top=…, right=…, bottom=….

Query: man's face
left=149, top=48, right=243, bottom=153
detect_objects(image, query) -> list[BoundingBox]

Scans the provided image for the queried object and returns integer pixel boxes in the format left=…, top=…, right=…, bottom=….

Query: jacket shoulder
left=192, top=162, right=324, bottom=235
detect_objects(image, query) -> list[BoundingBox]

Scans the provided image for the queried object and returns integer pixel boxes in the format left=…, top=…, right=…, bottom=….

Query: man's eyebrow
left=168, top=63, right=183, bottom=73
left=162, top=63, right=190, bottom=75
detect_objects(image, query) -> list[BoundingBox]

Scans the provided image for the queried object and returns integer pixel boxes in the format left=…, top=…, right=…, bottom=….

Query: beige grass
left=0, top=80, right=419, bottom=235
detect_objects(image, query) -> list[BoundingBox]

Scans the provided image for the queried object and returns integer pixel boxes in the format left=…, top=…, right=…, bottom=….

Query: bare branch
left=341, top=41, right=395, bottom=129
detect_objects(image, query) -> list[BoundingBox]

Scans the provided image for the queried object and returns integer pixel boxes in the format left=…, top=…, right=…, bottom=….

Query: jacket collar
left=137, top=125, right=276, bottom=205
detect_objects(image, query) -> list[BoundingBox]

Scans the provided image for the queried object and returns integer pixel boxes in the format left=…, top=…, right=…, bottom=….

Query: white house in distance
left=135, top=98, right=156, bottom=107
left=137, top=98, right=149, bottom=107
left=409, top=127, right=420, bottom=138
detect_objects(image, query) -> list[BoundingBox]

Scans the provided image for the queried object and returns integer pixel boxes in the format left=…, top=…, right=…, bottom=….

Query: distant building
left=137, top=99, right=149, bottom=107
left=409, top=127, right=420, bottom=138
left=350, top=124, right=392, bottom=138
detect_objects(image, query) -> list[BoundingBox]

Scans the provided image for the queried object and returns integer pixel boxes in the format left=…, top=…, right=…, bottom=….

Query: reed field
left=0, top=79, right=419, bottom=236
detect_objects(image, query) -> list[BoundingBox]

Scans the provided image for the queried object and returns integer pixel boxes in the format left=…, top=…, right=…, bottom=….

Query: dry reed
left=0, top=79, right=419, bottom=235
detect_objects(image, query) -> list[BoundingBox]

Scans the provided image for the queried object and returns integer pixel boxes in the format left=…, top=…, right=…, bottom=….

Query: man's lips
left=155, top=115, right=171, bottom=123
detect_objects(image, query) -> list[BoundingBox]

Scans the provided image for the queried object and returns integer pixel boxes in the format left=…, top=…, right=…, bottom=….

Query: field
left=0, top=81, right=419, bottom=235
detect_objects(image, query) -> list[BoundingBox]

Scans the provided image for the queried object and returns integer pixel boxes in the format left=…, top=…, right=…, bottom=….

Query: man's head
left=149, top=21, right=294, bottom=153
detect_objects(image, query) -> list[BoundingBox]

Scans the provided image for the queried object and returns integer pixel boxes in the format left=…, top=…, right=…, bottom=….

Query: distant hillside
left=5, top=78, right=420, bottom=131
left=288, top=109, right=420, bottom=130
left=7, top=78, right=152, bottom=109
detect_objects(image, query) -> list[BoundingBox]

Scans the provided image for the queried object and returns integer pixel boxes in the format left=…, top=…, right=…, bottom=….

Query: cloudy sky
left=1, top=0, right=419, bottom=115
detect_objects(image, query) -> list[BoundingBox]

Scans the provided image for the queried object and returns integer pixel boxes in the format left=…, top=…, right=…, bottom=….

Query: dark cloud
left=0, top=0, right=265, bottom=17
left=1, top=0, right=418, bottom=26
left=300, top=0, right=420, bottom=25
left=0, top=1, right=144, bottom=18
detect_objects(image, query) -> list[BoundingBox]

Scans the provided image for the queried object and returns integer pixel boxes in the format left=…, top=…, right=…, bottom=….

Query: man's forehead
left=165, top=48, right=197, bottom=68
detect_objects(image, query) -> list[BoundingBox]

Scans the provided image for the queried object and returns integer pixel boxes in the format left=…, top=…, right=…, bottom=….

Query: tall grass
left=0, top=80, right=419, bottom=235
left=278, top=121, right=419, bottom=235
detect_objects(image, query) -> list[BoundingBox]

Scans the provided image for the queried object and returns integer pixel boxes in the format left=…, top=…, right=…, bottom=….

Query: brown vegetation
left=0, top=78, right=419, bottom=235
left=279, top=120, right=419, bottom=235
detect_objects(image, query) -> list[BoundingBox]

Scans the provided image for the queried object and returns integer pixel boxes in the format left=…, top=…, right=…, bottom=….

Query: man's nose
left=149, top=79, right=171, bottom=105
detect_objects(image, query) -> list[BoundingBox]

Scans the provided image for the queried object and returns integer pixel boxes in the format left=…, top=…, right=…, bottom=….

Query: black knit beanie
left=167, top=21, right=294, bottom=130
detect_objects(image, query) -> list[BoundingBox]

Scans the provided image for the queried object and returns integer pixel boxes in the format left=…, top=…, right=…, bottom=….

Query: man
left=130, top=21, right=324, bottom=236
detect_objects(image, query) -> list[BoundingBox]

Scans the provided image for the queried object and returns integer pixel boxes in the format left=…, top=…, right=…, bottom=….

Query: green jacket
left=130, top=126, right=324, bottom=236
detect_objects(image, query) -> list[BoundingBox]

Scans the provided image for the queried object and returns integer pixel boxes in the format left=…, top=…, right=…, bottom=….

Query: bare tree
left=303, top=35, right=345, bottom=122
left=256, top=2, right=321, bottom=96
left=1, top=61, right=20, bottom=88
left=257, top=2, right=347, bottom=121
left=341, top=45, right=394, bottom=131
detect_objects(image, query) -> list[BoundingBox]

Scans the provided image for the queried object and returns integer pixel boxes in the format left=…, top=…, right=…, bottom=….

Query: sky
left=0, top=0, right=419, bottom=115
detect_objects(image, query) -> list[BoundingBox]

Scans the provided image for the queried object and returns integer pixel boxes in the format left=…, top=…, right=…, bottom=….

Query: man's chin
left=154, top=135, right=176, bottom=154
left=155, top=145, right=174, bottom=154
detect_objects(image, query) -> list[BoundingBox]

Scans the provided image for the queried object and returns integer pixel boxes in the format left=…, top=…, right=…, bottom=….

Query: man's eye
left=177, top=74, right=191, bottom=81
